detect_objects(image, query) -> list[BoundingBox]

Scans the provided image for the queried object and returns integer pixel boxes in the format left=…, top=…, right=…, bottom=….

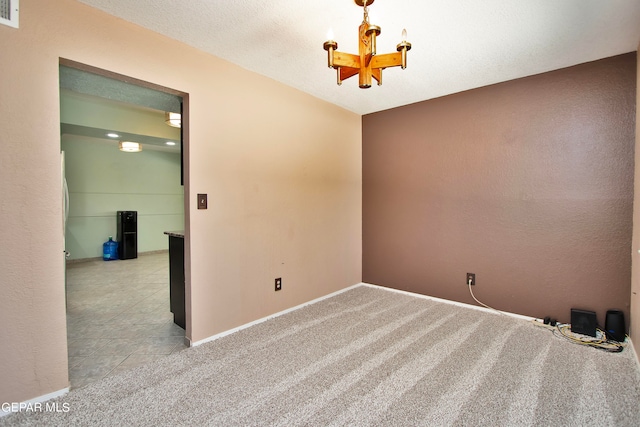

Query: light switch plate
left=197, top=193, right=207, bottom=209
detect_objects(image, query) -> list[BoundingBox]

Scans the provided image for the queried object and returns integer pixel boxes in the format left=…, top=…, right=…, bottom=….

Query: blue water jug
left=103, top=236, right=118, bottom=261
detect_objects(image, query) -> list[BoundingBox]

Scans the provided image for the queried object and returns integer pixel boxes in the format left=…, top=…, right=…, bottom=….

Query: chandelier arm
left=371, top=52, right=402, bottom=69
left=340, top=67, right=360, bottom=81
left=372, top=68, right=382, bottom=85
left=332, top=51, right=360, bottom=69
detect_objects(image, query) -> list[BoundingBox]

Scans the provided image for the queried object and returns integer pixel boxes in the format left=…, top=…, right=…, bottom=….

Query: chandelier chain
left=362, top=0, right=369, bottom=24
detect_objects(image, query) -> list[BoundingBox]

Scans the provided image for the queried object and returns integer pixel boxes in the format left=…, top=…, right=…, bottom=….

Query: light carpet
left=3, top=285, right=640, bottom=426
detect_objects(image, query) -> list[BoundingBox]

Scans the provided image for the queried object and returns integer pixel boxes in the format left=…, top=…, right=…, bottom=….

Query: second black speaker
left=605, top=309, right=626, bottom=342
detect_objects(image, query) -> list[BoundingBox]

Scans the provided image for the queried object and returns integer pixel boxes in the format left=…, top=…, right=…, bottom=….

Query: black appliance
left=117, top=211, right=137, bottom=260
left=570, top=308, right=597, bottom=337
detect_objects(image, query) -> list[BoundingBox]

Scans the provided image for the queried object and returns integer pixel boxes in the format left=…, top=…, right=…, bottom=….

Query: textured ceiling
left=77, top=0, right=640, bottom=115
left=60, top=65, right=182, bottom=113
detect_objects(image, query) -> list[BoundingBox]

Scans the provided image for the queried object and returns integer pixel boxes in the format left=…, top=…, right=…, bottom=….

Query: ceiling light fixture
left=119, top=141, right=142, bottom=152
left=323, top=0, right=411, bottom=88
left=165, top=141, right=176, bottom=146
left=165, top=112, right=181, bottom=128
left=106, top=133, right=120, bottom=138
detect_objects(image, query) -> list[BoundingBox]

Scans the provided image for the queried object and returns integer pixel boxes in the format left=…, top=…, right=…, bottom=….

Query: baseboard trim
left=66, top=250, right=168, bottom=264
left=189, top=282, right=535, bottom=348
left=629, top=338, right=639, bottom=369
left=0, top=387, right=69, bottom=417
left=361, top=282, right=535, bottom=322
left=189, top=283, right=363, bottom=347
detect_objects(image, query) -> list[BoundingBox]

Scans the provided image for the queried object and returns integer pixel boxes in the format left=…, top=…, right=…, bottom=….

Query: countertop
left=164, top=230, right=184, bottom=238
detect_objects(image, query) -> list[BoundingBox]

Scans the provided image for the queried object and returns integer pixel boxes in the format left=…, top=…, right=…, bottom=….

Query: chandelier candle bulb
left=323, top=40, right=338, bottom=68
left=396, top=29, right=412, bottom=69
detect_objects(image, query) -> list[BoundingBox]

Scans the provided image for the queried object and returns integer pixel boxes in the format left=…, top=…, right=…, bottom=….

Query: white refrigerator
left=61, top=151, right=70, bottom=298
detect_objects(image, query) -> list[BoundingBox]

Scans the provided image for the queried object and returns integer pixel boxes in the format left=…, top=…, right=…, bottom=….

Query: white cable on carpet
left=468, top=280, right=504, bottom=316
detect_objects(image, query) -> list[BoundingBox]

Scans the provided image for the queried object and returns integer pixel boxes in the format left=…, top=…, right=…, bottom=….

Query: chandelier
left=323, top=0, right=411, bottom=88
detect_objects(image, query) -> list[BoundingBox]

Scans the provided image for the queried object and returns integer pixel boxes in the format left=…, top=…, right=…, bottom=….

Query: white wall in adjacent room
left=62, top=135, right=184, bottom=260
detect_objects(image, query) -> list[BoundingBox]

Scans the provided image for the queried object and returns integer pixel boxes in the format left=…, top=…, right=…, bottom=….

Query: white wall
left=62, top=136, right=184, bottom=260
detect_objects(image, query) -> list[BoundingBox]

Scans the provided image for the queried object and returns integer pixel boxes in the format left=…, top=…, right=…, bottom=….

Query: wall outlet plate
left=466, top=273, right=475, bottom=286
left=275, top=278, right=282, bottom=291
left=197, top=193, right=207, bottom=209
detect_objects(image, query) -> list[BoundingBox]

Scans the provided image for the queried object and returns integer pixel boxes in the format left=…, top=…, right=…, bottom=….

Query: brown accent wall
left=363, top=53, right=636, bottom=326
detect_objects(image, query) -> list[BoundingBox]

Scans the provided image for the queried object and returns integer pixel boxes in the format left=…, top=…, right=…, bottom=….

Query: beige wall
left=0, top=0, right=361, bottom=403
left=632, top=44, right=640, bottom=357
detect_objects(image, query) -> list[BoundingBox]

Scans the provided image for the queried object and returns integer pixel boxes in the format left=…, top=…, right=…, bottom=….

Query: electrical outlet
left=466, top=273, right=475, bottom=286
left=275, top=278, right=282, bottom=291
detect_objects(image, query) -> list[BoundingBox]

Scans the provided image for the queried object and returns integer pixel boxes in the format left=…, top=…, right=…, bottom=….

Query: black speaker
left=117, top=211, right=137, bottom=260
left=605, top=309, right=626, bottom=342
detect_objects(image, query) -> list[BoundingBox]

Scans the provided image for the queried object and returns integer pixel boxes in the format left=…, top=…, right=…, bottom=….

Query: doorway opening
left=59, top=59, right=189, bottom=389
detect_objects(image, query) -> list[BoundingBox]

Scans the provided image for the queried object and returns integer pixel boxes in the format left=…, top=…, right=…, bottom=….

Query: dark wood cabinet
left=166, top=233, right=185, bottom=329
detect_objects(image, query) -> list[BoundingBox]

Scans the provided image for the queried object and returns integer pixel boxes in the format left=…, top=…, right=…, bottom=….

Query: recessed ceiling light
left=107, top=133, right=120, bottom=138
left=165, top=141, right=176, bottom=146
left=165, top=112, right=181, bottom=128
left=119, top=141, right=142, bottom=152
